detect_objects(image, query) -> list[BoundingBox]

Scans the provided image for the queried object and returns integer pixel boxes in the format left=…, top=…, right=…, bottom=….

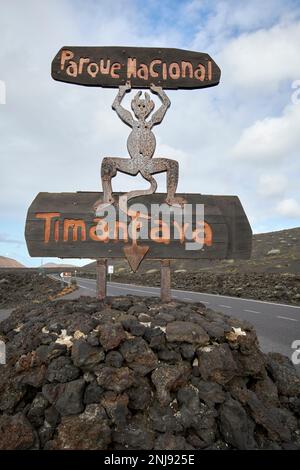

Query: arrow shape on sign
left=123, top=241, right=149, bottom=272
left=122, top=205, right=150, bottom=272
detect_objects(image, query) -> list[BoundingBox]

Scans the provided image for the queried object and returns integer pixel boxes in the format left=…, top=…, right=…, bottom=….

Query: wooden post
left=96, top=259, right=107, bottom=300
left=161, top=259, right=171, bottom=302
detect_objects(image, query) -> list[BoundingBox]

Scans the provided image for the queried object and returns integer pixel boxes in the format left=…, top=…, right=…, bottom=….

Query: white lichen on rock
left=13, top=323, right=24, bottom=333
left=55, top=329, right=73, bottom=348
left=226, top=327, right=247, bottom=342
left=73, top=330, right=87, bottom=340
left=200, top=346, right=213, bottom=352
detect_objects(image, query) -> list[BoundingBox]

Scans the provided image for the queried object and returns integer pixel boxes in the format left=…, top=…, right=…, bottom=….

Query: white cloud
left=232, top=103, right=300, bottom=161
left=276, top=198, right=300, bottom=218
left=0, top=233, right=23, bottom=245
left=258, top=174, right=287, bottom=197
left=220, top=21, right=300, bottom=90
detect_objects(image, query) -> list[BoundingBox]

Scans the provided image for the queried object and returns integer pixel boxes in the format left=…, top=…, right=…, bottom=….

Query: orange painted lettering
left=127, top=58, right=137, bottom=78
left=149, top=60, right=161, bottom=78
left=63, top=219, right=86, bottom=242
left=181, top=61, right=193, bottom=78
left=60, top=50, right=74, bottom=70
left=36, top=213, right=60, bottom=243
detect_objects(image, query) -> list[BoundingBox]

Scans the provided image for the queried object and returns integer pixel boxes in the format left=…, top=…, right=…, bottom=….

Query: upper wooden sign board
left=51, top=46, right=221, bottom=89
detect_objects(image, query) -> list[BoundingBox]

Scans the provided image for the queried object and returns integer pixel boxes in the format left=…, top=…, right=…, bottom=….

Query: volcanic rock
left=0, top=413, right=38, bottom=450
left=149, top=401, right=182, bottom=433
left=197, top=343, right=239, bottom=384
left=71, top=340, right=105, bottom=370
left=48, top=404, right=111, bottom=450
left=46, top=356, right=80, bottom=383
left=151, top=363, right=191, bottom=406
left=43, top=379, right=85, bottom=416
left=27, top=393, right=49, bottom=428
left=95, top=365, right=134, bottom=393
left=83, top=382, right=104, bottom=404
left=105, top=350, right=124, bottom=368
left=154, top=433, right=192, bottom=450
left=101, top=391, right=129, bottom=426
left=113, top=415, right=155, bottom=450
left=120, top=337, right=158, bottom=375
left=97, top=322, right=126, bottom=351
left=266, top=352, right=300, bottom=396
left=127, top=377, right=152, bottom=410
left=166, top=321, right=209, bottom=345
left=219, top=398, right=257, bottom=449
left=191, top=378, right=226, bottom=405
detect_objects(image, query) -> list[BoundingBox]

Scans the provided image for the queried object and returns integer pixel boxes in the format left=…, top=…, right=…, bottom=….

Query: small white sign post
left=108, top=265, right=114, bottom=282
left=60, top=272, right=71, bottom=286
left=59, top=272, right=64, bottom=287
left=0, top=340, right=6, bottom=365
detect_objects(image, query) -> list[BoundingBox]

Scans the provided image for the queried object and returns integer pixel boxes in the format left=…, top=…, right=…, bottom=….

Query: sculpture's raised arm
left=149, top=84, right=171, bottom=127
left=112, top=81, right=134, bottom=127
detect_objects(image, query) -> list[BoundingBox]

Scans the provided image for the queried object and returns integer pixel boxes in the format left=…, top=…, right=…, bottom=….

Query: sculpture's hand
left=150, top=83, right=162, bottom=94
left=119, top=81, right=131, bottom=94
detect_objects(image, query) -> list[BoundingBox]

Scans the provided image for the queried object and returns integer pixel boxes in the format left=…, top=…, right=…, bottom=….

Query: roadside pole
left=160, top=259, right=171, bottom=303
left=96, top=259, right=107, bottom=300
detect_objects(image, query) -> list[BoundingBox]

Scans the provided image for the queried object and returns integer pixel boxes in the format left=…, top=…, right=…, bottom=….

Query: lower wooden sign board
left=25, top=192, right=252, bottom=261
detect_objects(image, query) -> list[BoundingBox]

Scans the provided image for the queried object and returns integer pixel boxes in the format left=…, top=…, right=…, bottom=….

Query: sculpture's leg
left=147, top=158, right=186, bottom=207
left=94, top=157, right=139, bottom=211
left=101, top=157, right=118, bottom=204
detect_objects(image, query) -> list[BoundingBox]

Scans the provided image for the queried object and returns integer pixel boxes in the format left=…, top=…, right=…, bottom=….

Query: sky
left=0, top=0, right=300, bottom=267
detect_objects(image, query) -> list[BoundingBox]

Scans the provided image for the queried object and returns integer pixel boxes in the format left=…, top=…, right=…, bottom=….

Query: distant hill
left=82, top=227, right=300, bottom=274
left=41, top=263, right=78, bottom=268
left=0, top=256, right=25, bottom=268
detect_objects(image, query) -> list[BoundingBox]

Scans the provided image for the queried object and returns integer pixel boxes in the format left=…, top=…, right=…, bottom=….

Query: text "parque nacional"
left=60, top=50, right=213, bottom=82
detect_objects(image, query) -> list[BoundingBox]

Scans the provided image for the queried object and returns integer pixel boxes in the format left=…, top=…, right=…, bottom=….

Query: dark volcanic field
left=0, top=274, right=299, bottom=450
left=111, top=271, right=300, bottom=306
left=81, top=227, right=300, bottom=306
left=0, top=273, right=63, bottom=308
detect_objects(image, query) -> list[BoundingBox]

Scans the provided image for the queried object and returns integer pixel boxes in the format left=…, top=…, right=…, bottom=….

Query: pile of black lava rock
left=0, top=295, right=299, bottom=450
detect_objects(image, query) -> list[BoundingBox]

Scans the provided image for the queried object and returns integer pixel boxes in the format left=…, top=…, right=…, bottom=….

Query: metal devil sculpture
left=98, top=82, right=183, bottom=208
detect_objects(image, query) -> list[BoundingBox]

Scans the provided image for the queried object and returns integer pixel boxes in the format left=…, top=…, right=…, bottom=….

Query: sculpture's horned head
left=131, top=91, right=154, bottom=119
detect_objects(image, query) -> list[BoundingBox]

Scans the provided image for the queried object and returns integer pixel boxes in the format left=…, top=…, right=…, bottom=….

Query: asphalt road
left=57, top=276, right=300, bottom=368
left=0, top=308, right=14, bottom=322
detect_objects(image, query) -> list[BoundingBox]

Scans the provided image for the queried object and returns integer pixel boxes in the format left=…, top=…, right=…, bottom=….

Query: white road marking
left=200, top=300, right=210, bottom=305
left=244, top=309, right=260, bottom=314
left=78, top=284, right=96, bottom=292
left=219, top=304, right=232, bottom=309
left=183, top=297, right=193, bottom=301
left=109, top=285, right=154, bottom=295
left=277, top=315, right=298, bottom=322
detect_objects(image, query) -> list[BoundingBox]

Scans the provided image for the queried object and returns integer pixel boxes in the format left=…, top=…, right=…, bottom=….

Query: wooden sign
left=25, top=192, right=251, bottom=260
left=51, top=47, right=221, bottom=89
